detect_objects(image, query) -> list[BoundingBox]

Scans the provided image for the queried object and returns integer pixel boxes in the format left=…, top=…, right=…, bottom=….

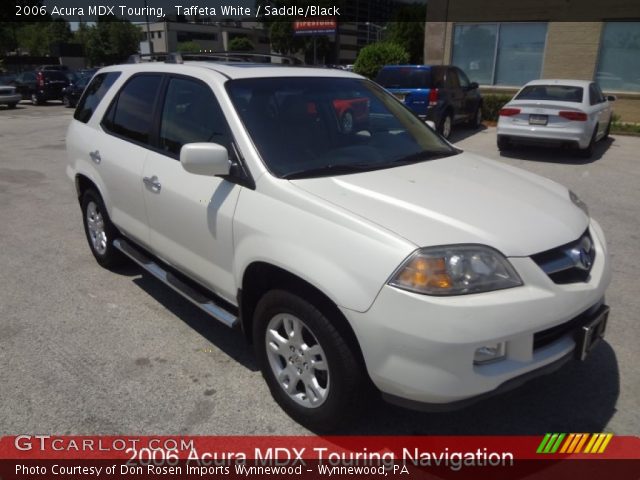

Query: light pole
left=365, top=22, right=386, bottom=43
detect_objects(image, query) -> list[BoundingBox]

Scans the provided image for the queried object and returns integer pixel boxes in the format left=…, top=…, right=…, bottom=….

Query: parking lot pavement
left=0, top=103, right=638, bottom=436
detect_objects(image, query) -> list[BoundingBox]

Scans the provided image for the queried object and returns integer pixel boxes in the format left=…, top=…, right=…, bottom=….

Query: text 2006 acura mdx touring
left=66, top=58, right=611, bottom=431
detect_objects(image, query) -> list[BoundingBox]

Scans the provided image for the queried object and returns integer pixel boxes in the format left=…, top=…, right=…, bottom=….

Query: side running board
left=113, top=238, right=238, bottom=328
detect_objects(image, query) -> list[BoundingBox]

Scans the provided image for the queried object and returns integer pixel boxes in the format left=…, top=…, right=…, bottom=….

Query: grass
left=610, top=114, right=640, bottom=136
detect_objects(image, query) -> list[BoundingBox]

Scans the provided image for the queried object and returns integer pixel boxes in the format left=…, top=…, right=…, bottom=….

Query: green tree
left=82, top=16, right=142, bottom=66
left=177, top=41, right=202, bottom=53
left=14, top=18, right=71, bottom=55
left=386, top=4, right=427, bottom=64
left=269, top=21, right=304, bottom=55
left=228, top=36, right=255, bottom=52
left=353, top=42, right=409, bottom=79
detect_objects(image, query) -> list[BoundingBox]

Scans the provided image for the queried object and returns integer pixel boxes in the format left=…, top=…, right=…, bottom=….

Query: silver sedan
left=497, top=79, right=615, bottom=158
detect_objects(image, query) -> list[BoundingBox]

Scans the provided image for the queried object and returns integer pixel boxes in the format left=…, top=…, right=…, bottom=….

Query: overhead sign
left=293, top=19, right=337, bottom=35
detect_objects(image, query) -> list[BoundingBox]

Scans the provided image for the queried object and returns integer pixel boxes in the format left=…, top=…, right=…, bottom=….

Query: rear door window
left=74, top=72, right=121, bottom=124
left=102, top=74, right=163, bottom=145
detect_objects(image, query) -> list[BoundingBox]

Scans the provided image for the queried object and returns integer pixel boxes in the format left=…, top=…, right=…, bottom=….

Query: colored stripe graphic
left=538, top=433, right=614, bottom=454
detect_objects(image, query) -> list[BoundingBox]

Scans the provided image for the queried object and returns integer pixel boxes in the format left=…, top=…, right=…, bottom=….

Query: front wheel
left=31, top=93, right=41, bottom=105
left=7, top=102, right=17, bottom=109
left=253, top=290, right=364, bottom=431
left=81, top=189, right=125, bottom=268
left=469, top=106, right=482, bottom=129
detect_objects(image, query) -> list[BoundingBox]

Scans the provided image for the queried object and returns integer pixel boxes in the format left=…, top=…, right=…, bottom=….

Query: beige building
left=139, top=21, right=271, bottom=56
left=424, top=0, right=640, bottom=121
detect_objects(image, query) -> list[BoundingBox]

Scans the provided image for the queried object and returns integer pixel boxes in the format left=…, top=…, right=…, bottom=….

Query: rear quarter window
left=74, top=72, right=121, bottom=124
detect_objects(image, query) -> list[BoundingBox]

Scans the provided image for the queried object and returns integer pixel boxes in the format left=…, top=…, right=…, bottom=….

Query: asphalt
left=0, top=102, right=638, bottom=436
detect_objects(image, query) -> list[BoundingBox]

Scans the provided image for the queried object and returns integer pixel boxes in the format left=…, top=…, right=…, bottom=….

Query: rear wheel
left=31, top=93, right=41, bottom=105
left=578, top=126, right=598, bottom=159
left=438, top=113, right=453, bottom=139
left=469, top=105, right=482, bottom=129
left=253, top=290, right=364, bottom=432
left=497, top=136, right=511, bottom=151
left=81, top=189, right=125, bottom=268
left=7, top=102, right=17, bottom=109
left=341, top=110, right=354, bottom=133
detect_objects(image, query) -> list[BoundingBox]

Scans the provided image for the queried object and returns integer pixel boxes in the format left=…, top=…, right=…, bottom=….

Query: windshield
left=226, top=77, right=456, bottom=179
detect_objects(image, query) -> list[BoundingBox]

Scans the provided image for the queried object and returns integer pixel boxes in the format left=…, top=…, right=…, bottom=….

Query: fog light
left=474, top=342, right=506, bottom=365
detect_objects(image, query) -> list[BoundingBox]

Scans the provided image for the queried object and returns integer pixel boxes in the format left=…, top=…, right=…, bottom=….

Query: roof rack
left=127, top=52, right=304, bottom=65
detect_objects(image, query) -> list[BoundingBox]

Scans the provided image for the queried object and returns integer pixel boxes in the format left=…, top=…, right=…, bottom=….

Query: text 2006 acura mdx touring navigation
left=66, top=57, right=611, bottom=431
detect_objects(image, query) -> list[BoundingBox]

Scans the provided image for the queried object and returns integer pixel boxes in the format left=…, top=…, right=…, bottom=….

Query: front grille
left=531, top=230, right=595, bottom=284
left=533, top=299, right=604, bottom=350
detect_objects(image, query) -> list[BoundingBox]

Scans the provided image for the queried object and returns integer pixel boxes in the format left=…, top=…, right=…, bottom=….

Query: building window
left=452, top=23, right=547, bottom=86
left=157, top=31, right=162, bottom=39
left=596, top=22, right=640, bottom=92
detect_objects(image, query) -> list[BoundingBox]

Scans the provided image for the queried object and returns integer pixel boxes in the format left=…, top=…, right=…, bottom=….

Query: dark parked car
left=62, top=75, right=90, bottom=108
left=11, top=70, right=69, bottom=105
left=376, top=65, right=483, bottom=139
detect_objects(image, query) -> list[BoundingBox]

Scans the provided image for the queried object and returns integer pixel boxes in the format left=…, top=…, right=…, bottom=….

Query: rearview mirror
left=469, top=82, right=479, bottom=89
left=606, top=95, right=616, bottom=102
left=180, top=143, right=230, bottom=177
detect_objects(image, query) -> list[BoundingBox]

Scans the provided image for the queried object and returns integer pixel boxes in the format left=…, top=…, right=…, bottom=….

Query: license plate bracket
left=529, top=114, right=548, bottom=125
left=576, top=306, right=609, bottom=361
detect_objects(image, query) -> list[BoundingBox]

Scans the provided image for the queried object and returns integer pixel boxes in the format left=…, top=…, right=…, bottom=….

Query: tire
left=31, top=93, right=41, bottom=105
left=341, top=110, right=354, bottom=133
left=253, top=290, right=364, bottom=432
left=603, top=120, right=611, bottom=140
left=468, top=105, right=482, bottom=129
left=438, top=112, right=453, bottom=139
left=578, top=126, right=598, bottom=159
left=81, top=189, right=125, bottom=268
left=8, top=102, right=17, bottom=109
left=63, top=95, right=71, bottom=108
left=497, top=135, right=511, bottom=151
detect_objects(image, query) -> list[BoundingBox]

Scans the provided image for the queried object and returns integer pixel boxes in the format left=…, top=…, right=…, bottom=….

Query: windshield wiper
left=283, top=163, right=381, bottom=180
left=391, top=150, right=459, bottom=166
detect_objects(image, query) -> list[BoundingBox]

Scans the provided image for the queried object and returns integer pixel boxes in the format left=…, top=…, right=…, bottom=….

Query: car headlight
left=569, top=190, right=588, bottom=216
left=388, top=245, right=523, bottom=295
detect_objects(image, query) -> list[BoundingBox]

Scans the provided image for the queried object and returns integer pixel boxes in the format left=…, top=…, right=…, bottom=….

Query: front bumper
left=341, top=220, right=611, bottom=407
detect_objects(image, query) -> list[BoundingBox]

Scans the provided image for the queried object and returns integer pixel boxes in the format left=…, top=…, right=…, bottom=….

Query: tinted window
left=589, top=84, right=600, bottom=105
left=103, top=74, right=162, bottom=144
left=375, top=68, right=432, bottom=89
left=43, top=71, right=68, bottom=81
left=159, top=77, right=232, bottom=156
left=515, top=85, right=584, bottom=103
left=445, top=69, right=460, bottom=89
left=457, top=68, right=470, bottom=88
left=74, top=72, right=121, bottom=124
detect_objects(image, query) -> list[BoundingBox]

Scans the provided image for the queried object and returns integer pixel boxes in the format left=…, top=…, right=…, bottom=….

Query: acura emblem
left=569, top=236, right=593, bottom=271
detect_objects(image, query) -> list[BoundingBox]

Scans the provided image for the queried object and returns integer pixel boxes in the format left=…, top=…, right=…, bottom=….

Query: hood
left=289, top=152, right=588, bottom=257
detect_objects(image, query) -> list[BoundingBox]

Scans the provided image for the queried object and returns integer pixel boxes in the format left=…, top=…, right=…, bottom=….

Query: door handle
left=143, top=175, right=161, bottom=193
left=89, top=150, right=101, bottom=164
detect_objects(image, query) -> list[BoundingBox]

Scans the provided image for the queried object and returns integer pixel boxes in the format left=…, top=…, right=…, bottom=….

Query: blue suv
left=376, top=65, right=483, bottom=139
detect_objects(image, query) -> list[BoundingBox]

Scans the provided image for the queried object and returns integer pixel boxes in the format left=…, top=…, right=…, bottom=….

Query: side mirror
left=425, top=120, right=436, bottom=130
left=606, top=95, right=616, bottom=102
left=180, top=143, right=230, bottom=177
left=469, top=82, right=479, bottom=90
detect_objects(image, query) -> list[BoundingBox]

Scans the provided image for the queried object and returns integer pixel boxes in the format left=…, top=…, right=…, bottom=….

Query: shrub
left=481, top=94, right=513, bottom=122
left=353, top=42, right=409, bottom=79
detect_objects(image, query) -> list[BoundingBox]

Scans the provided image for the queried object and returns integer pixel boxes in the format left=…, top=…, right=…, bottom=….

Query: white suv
left=66, top=58, right=611, bottom=431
